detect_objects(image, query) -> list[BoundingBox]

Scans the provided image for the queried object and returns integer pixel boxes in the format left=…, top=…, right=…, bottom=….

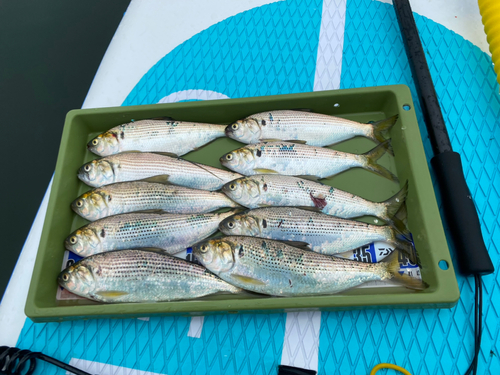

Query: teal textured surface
left=17, top=0, right=500, bottom=374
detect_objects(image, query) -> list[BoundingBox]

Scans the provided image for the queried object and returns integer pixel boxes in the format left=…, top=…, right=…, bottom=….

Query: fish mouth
left=224, top=125, right=233, bottom=137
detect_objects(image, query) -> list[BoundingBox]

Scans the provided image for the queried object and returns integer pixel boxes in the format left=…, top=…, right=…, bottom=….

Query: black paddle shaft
left=393, top=0, right=494, bottom=275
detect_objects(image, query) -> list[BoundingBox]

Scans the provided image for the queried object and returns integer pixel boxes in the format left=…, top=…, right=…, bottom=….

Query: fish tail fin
left=363, top=140, right=399, bottom=182
left=370, top=115, right=399, bottom=146
left=381, top=181, right=409, bottom=222
left=385, top=251, right=427, bottom=290
left=390, top=223, right=419, bottom=264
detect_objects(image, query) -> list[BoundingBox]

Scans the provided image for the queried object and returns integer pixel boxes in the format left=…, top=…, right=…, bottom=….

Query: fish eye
left=76, top=200, right=83, bottom=208
left=62, top=273, right=69, bottom=282
left=200, top=245, right=208, bottom=253
left=92, top=139, right=98, bottom=146
left=229, top=184, right=236, bottom=191
left=225, top=154, right=233, bottom=161
left=231, top=123, right=239, bottom=130
left=84, top=164, right=91, bottom=172
left=227, top=221, right=235, bottom=229
left=69, top=236, right=77, bottom=244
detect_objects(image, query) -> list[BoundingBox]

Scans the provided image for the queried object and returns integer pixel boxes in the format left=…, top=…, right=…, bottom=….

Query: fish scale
left=221, top=175, right=407, bottom=221
left=218, top=207, right=411, bottom=256
left=193, top=236, right=395, bottom=296
left=88, top=119, right=226, bottom=157
left=58, top=250, right=241, bottom=303
left=72, top=181, right=239, bottom=221
left=66, top=211, right=237, bottom=257
left=78, top=152, right=242, bottom=190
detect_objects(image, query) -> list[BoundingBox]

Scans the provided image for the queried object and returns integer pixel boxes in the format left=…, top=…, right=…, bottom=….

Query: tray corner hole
left=403, top=104, right=411, bottom=111
left=333, top=103, right=340, bottom=108
left=438, top=260, right=449, bottom=270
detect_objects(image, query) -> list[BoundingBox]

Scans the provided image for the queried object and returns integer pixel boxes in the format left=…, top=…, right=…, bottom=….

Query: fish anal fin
left=231, top=274, right=267, bottom=286
left=95, top=290, right=129, bottom=299
left=253, top=168, right=279, bottom=174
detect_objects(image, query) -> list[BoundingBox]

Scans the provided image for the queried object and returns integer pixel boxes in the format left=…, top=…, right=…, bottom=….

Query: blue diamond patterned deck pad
left=17, top=0, right=500, bottom=374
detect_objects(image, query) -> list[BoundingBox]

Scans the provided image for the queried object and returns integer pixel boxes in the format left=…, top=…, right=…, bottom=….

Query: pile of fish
left=59, top=110, right=425, bottom=304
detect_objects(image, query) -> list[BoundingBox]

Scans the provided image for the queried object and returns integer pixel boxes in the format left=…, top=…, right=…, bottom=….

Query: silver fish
left=226, top=110, right=398, bottom=146
left=66, top=210, right=238, bottom=257
left=220, top=141, right=397, bottom=182
left=71, top=181, right=240, bottom=221
left=88, top=119, right=226, bottom=157
left=192, top=236, right=425, bottom=296
left=218, top=207, right=414, bottom=258
left=77, top=152, right=242, bottom=190
left=58, top=249, right=242, bottom=303
left=221, top=175, right=407, bottom=222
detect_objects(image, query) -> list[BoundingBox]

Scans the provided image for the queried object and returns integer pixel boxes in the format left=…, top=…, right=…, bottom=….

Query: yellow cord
left=370, top=363, right=412, bottom=375
left=478, top=0, right=500, bottom=88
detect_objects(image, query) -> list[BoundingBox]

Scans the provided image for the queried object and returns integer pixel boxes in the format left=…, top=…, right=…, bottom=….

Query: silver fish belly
left=58, top=249, right=241, bottom=303
left=77, top=152, right=242, bottom=190
left=71, top=181, right=240, bottom=221
left=87, top=119, right=226, bottom=157
left=66, top=210, right=237, bottom=257
left=221, top=175, right=407, bottom=222
left=225, top=110, right=398, bottom=146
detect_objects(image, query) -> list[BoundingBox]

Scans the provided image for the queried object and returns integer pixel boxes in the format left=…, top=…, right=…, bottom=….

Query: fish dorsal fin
left=286, top=140, right=307, bottom=144
left=296, top=175, right=320, bottom=182
left=151, top=116, right=175, bottom=121
left=231, top=274, right=267, bottom=286
left=291, top=108, right=313, bottom=112
left=257, top=204, right=272, bottom=208
left=278, top=240, right=311, bottom=250
left=133, top=209, right=170, bottom=214
left=152, top=152, right=180, bottom=158
left=136, top=247, right=169, bottom=253
left=297, top=206, right=322, bottom=212
left=253, top=168, right=278, bottom=174
left=139, top=175, right=171, bottom=184
left=95, top=290, right=129, bottom=299
left=119, top=150, right=142, bottom=154
left=259, top=138, right=282, bottom=142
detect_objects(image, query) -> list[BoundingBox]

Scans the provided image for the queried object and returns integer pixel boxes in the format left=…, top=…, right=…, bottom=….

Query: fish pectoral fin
left=231, top=274, right=267, bottom=286
left=253, top=168, right=279, bottom=174
left=297, top=206, right=322, bottom=212
left=140, top=175, right=171, bottom=184
left=285, top=140, right=307, bottom=144
left=152, top=152, right=180, bottom=158
left=309, top=192, right=328, bottom=209
left=95, top=290, right=129, bottom=299
left=296, top=175, right=320, bottom=182
left=278, top=240, right=311, bottom=250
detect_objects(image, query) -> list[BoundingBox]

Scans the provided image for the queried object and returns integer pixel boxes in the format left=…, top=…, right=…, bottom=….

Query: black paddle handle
left=431, top=153, right=494, bottom=275
left=394, top=0, right=494, bottom=275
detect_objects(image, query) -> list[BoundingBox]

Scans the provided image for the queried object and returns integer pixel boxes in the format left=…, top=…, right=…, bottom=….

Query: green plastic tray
left=25, top=85, right=459, bottom=322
